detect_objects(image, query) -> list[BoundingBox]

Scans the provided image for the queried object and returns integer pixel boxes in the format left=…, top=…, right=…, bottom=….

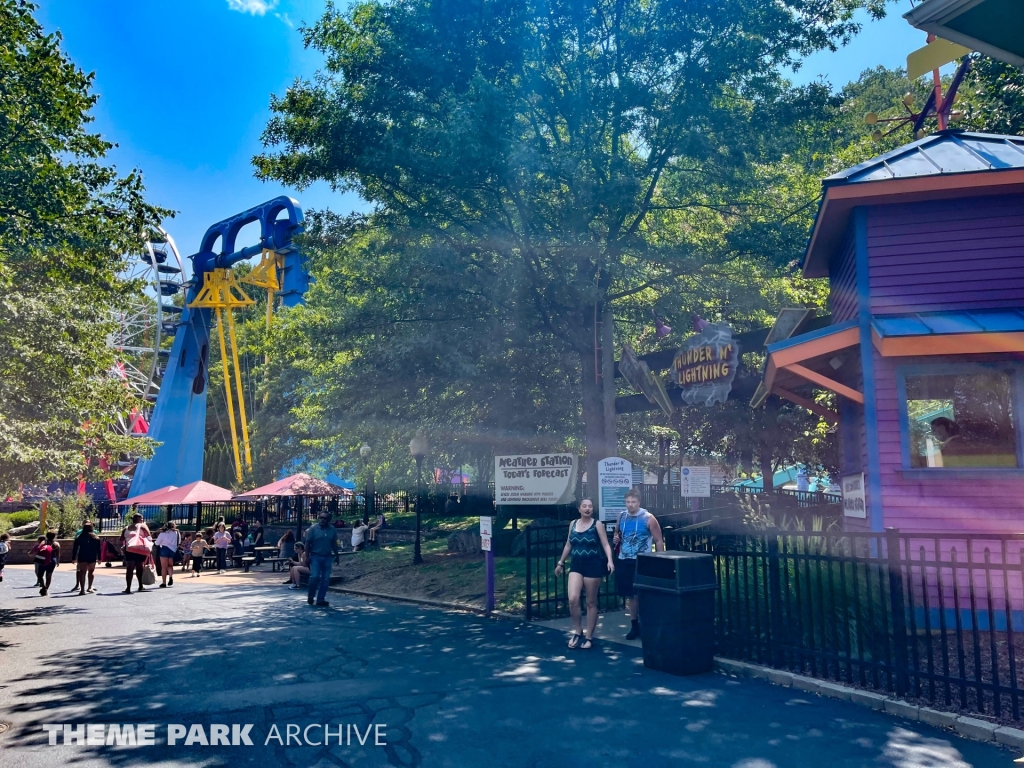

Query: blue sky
left=37, top=1, right=929, bottom=275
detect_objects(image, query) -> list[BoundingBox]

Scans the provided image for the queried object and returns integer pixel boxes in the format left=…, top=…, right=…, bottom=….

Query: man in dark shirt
left=303, top=511, right=339, bottom=607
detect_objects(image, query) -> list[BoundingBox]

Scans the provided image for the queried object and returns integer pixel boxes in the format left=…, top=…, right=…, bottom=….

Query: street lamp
left=409, top=431, right=428, bottom=565
left=360, top=443, right=373, bottom=525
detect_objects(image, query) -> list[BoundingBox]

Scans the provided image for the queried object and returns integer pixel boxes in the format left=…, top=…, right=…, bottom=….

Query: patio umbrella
left=136, top=480, right=234, bottom=505
left=115, top=485, right=178, bottom=506
left=236, top=473, right=348, bottom=497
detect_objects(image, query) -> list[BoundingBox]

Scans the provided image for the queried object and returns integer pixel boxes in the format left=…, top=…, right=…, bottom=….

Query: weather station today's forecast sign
left=598, top=457, right=633, bottom=522
left=494, top=454, right=577, bottom=505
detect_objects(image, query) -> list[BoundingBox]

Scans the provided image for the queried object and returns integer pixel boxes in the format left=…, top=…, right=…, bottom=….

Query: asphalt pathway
left=0, top=563, right=1016, bottom=767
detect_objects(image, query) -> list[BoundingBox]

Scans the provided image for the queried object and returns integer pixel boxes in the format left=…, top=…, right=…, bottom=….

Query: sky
left=36, top=1, right=931, bottom=278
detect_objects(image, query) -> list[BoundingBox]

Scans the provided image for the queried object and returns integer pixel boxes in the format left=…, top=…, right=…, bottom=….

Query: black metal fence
left=525, top=522, right=1024, bottom=721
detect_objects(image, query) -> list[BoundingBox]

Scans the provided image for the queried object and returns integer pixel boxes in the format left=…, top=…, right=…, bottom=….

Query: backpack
left=36, top=544, right=55, bottom=567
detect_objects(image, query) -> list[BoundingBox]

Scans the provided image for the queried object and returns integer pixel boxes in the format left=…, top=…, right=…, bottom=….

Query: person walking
left=554, top=498, right=615, bottom=650
left=154, top=522, right=181, bottom=588
left=612, top=488, right=665, bottom=640
left=30, top=535, right=46, bottom=587
left=213, top=523, right=231, bottom=573
left=0, top=531, right=9, bottom=583
left=190, top=533, right=210, bottom=577
left=121, top=513, right=153, bottom=593
left=71, top=522, right=102, bottom=595
left=37, top=531, right=61, bottom=596
left=303, top=510, right=339, bottom=607
left=180, top=532, right=193, bottom=572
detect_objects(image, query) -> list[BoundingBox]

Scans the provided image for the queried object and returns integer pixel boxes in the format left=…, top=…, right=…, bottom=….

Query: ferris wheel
left=107, top=226, right=187, bottom=437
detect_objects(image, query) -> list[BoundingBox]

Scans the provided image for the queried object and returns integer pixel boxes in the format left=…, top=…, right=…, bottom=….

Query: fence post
left=886, top=527, right=909, bottom=697
left=767, top=532, right=783, bottom=668
left=525, top=525, right=533, bottom=622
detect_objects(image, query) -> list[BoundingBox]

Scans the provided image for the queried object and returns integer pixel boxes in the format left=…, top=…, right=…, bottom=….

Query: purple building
left=759, top=130, right=1024, bottom=533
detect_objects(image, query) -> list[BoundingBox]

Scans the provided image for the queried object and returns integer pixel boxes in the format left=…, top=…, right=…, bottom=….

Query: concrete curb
left=713, top=658, right=1020, bottom=751
left=326, top=585, right=521, bottom=621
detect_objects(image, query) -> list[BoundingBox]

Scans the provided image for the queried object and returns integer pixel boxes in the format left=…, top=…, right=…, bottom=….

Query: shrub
left=40, top=494, right=94, bottom=537
left=7, top=509, right=38, bottom=527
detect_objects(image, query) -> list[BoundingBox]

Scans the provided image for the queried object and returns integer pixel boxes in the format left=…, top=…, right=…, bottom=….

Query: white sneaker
left=289, top=584, right=300, bottom=589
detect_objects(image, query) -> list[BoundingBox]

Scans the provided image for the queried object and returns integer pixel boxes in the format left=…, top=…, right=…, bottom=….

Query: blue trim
left=764, top=318, right=858, bottom=354
left=894, top=360, right=1024, bottom=471
left=854, top=208, right=884, bottom=532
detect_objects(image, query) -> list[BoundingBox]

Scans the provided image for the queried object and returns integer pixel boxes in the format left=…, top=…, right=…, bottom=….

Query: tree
left=0, top=1, right=166, bottom=492
left=256, top=0, right=884, bottom=486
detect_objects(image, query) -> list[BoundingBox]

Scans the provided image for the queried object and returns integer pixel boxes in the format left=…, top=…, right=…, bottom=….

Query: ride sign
left=673, top=323, right=739, bottom=406
left=597, top=457, right=633, bottom=522
left=494, top=454, right=577, bottom=505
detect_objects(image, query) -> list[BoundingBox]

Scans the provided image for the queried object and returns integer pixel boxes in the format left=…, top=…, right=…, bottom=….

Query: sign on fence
left=598, top=457, right=633, bottom=522
left=494, top=454, right=577, bottom=506
left=680, top=466, right=711, bottom=497
left=841, top=473, right=866, bottom=518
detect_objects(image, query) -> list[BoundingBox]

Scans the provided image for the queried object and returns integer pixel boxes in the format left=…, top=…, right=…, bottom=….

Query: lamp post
left=409, top=431, right=428, bottom=565
left=360, top=443, right=373, bottom=525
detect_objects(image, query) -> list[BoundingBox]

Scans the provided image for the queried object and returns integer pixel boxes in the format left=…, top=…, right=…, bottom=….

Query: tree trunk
left=759, top=453, right=775, bottom=497
left=580, top=303, right=615, bottom=503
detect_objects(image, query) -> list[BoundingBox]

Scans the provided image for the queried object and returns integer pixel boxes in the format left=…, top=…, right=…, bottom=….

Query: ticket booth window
left=901, top=367, right=1020, bottom=469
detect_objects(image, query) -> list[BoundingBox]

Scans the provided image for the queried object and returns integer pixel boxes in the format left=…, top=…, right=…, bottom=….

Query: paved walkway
left=0, top=563, right=1016, bottom=767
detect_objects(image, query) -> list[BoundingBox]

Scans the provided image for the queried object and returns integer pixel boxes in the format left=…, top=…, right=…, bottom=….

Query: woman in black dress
left=554, top=498, right=615, bottom=649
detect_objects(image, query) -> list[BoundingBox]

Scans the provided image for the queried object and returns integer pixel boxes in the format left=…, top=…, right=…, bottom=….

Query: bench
left=241, top=556, right=257, bottom=573
left=266, top=556, right=290, bottom=572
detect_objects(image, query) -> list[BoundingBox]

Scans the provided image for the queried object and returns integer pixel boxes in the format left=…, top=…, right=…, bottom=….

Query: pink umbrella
left=135, top=480, right=234, bottom=505
left=236, top=473, right=348, bottom=498
left=115, top=485, right=178, bottom=506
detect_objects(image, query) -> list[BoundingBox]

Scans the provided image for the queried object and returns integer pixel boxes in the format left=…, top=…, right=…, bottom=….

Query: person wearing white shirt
left=154, top=522, right=181, bottom=588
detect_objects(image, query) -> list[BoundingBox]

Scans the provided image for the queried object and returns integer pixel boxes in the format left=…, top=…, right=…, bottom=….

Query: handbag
left=141, top=556, right=157, bottom=586
left=125, top=528, right=153, bottom=556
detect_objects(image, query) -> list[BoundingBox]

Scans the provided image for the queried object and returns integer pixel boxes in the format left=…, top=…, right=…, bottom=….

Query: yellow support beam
left=214, top=307, right=243, bottom=484
left=225, top=307, right=253, bottom=473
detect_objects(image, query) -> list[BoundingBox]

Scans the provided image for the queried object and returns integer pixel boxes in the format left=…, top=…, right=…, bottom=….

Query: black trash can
left=635, top=551, right=716, bottom=676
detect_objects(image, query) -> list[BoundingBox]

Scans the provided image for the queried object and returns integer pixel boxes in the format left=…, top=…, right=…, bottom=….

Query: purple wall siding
left=872, top=350, right=1024, bottom=533
left=867, top=195, right=1024, bottom=316
left=829, top=229, right=857, bottom=323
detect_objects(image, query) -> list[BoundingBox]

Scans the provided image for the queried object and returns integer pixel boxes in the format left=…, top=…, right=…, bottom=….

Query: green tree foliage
left=0, top=1, right=166, bottom=492
left=256, top=0, right=886, bottom=485
left=962, top=54, right=1024, bottom=136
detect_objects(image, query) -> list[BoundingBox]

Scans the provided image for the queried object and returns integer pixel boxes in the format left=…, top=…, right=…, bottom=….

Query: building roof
left=825, top=131, right=1024, bottom=187
left=904, top=0, right=1024, bottom=69
left=873, top=309, right=1024, bottom=338
left=802, top=131, right=1024, bottom=279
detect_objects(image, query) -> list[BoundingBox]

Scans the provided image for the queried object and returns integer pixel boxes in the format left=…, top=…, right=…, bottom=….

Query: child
left=190, top=533, right=210, bottom=577
left=30, top=535, right=46, bottom=587
left=0, top=532, right=10, bottom=582
left=180, top=532, right=193, bottom=572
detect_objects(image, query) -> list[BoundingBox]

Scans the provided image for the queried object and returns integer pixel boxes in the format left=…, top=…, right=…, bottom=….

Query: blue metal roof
left=872, top=310, right=1024, bottom=338
left=825, top=130, right=1024, bottom=186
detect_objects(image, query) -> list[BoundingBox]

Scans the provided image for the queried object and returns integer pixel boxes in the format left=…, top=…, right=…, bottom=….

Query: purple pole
left=486, top=549, right=495, bottom=613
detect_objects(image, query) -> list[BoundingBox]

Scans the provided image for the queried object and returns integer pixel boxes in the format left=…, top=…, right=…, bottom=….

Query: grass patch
left=382, top=514, right=479, bottom=533
left=334, top=538, right=526, bottom=613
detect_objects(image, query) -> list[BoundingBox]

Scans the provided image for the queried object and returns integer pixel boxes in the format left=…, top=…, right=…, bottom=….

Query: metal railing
left=524, top=521, right=1024, bottom=720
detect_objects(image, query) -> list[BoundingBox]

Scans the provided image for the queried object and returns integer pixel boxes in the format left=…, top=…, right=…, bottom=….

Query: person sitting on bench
left=285, top=543, right=309, bottom=589
left=367, top=512, right=386, bottom=546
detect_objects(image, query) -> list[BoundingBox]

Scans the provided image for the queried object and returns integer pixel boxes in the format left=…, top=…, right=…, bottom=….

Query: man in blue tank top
left=613, top=488, right=664, bottom=640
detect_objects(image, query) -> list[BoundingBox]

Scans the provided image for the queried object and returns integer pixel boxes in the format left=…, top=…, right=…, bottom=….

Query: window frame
left=895, top=361, right=1024, bottom=472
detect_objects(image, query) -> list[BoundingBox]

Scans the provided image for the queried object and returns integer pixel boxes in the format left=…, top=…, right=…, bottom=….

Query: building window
left=902, top=367, right=1019, bottom=469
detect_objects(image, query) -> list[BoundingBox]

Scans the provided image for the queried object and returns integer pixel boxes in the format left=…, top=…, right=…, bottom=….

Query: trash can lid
left=636, top=551, right=715, bottom=589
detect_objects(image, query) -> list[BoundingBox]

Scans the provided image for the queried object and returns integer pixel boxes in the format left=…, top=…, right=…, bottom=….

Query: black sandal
left=567, top=633, right=582, bottom=649
left=580, top=636, right=594, bottom=650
